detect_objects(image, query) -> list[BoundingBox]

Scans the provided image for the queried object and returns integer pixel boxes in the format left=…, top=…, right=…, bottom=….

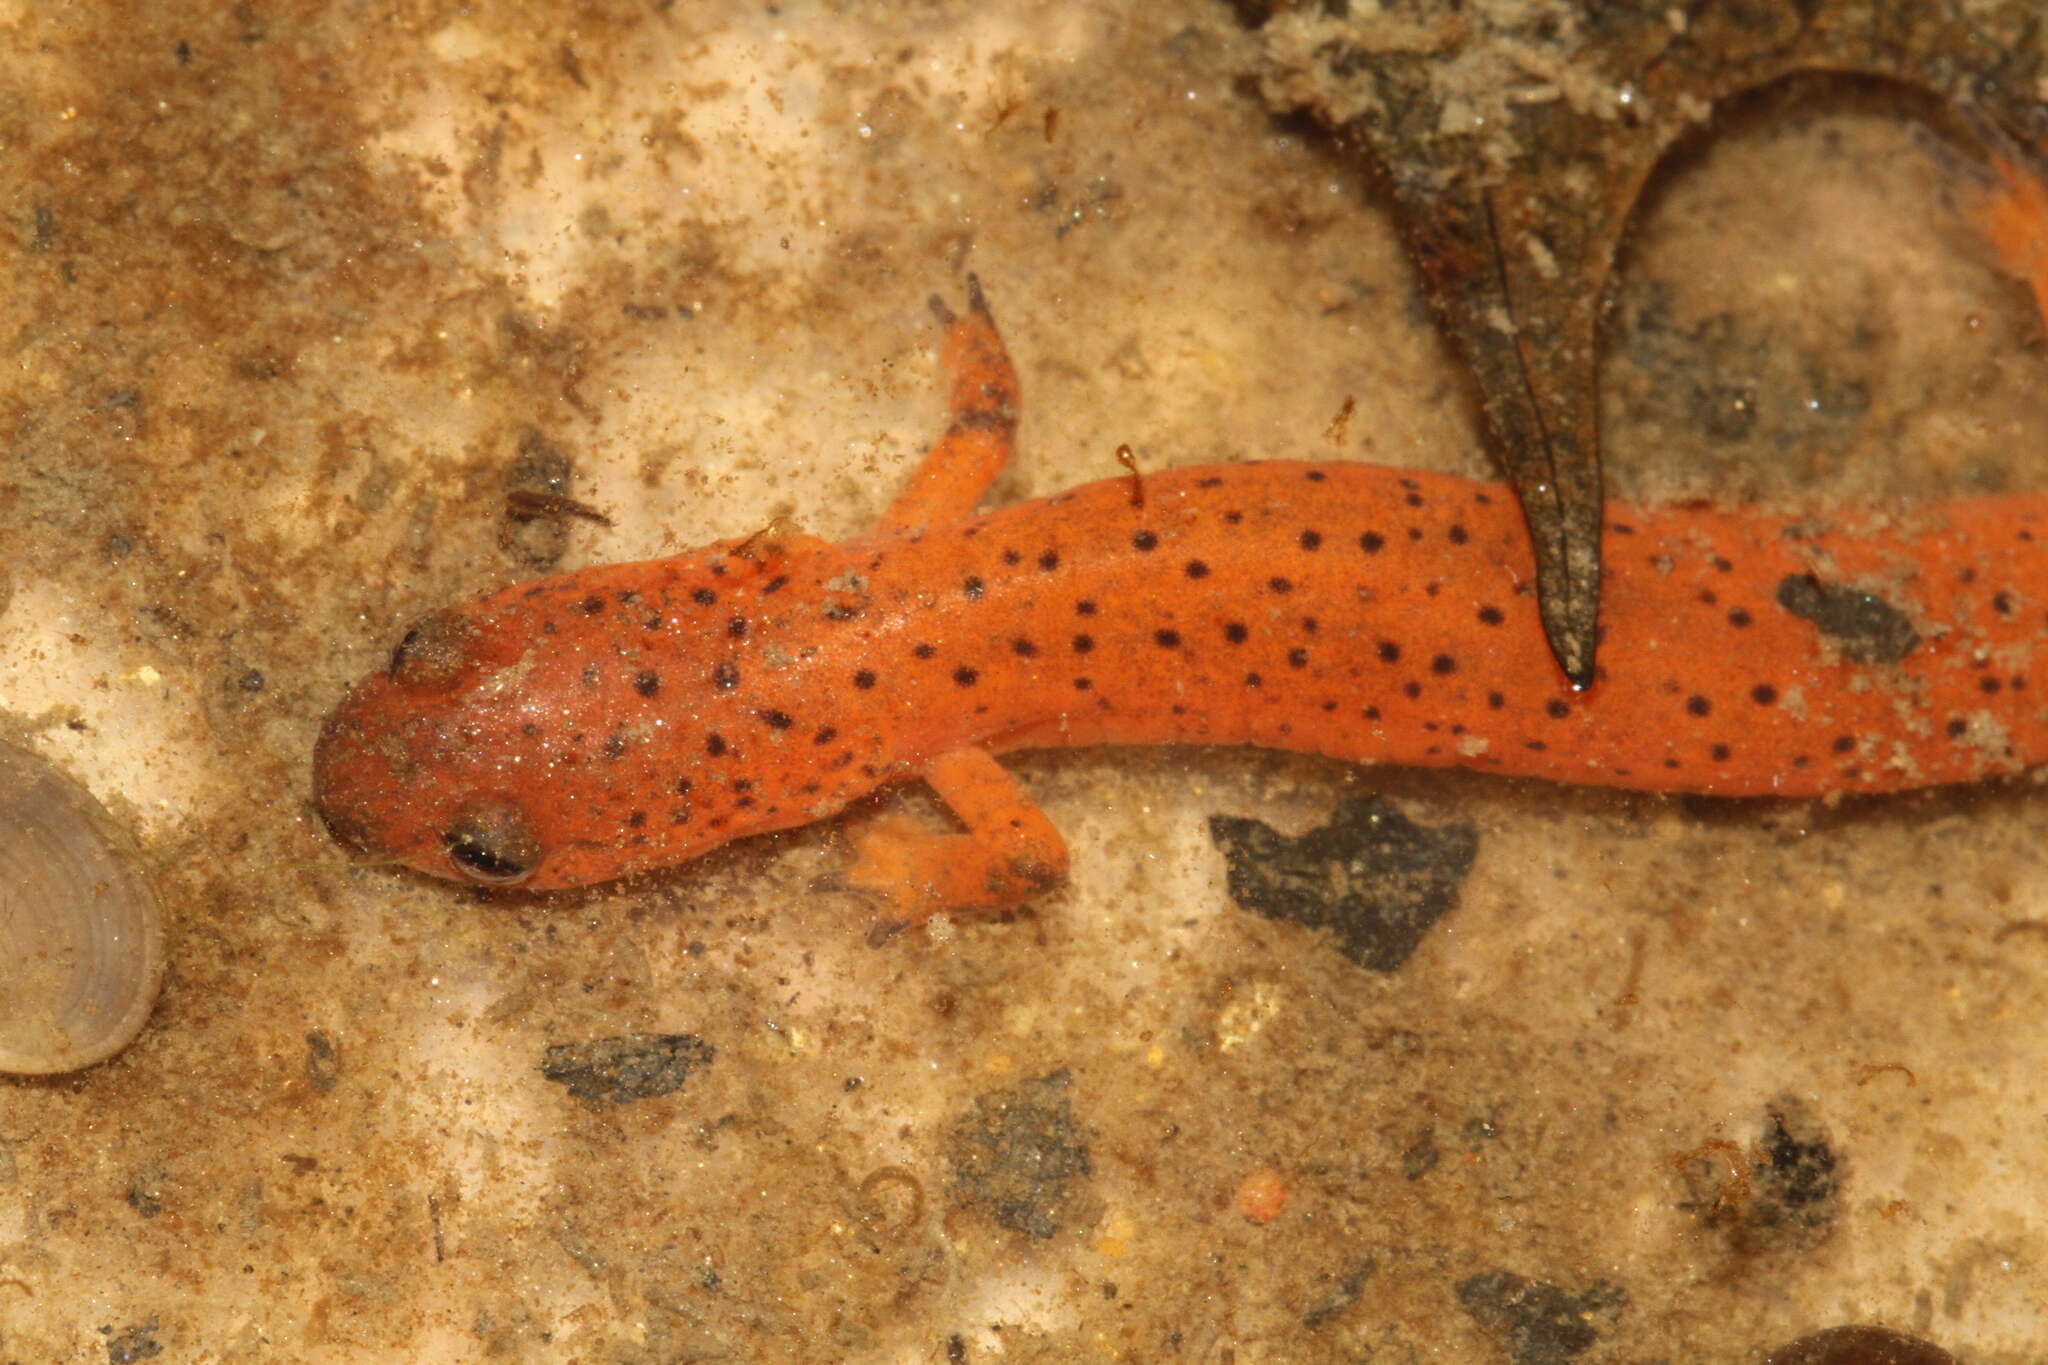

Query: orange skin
left=316, top=260, right=2048, bottom=916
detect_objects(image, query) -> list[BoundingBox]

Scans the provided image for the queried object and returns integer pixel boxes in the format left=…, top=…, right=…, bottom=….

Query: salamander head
left=313, top=553, right=885, bottom=891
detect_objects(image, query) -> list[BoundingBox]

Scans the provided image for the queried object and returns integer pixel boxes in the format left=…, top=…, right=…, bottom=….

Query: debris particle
left=1209, top=796, right=1477, bottom=970
left=947, top=1069, right=1093, bottom=1239
left=1456, top=1270, right=1628, bottom=1365
left=540, top=1033, right=714, bottom=1108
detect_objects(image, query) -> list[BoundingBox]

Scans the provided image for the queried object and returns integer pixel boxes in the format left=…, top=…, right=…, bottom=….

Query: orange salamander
left=316, top=266, right=2048, bottom=918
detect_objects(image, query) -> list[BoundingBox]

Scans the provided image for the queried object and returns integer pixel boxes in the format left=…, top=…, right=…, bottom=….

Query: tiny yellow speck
left=985, top=1053, right=1014, bottom=1076
left=1821, top=882, right=1845, bottom=909
left=1095, top=1212, right=1135, bottom=1258
left=132, top=665, right=161, bottom=686
left=1216, top=979, right=1283, bottom=1051
left=1146, top=1044, right=1164, bottom=1067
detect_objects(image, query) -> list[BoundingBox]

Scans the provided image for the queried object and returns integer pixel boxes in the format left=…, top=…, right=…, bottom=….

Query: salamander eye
left=442, top=798, right=541, bottom=886
left=389, top=610, right=481, bottom=691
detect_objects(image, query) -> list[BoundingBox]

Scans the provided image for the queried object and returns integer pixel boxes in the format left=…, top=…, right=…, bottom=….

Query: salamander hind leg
left=878, top=276, right=1021, bottom=534
left=841, top=746, right=1070, bottom=931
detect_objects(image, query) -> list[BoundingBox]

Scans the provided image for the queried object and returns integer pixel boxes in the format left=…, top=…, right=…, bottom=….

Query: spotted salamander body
left=315, top=280, right=2048, bottom=915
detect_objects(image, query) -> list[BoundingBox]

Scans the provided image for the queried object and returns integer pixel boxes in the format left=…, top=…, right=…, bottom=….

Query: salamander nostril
left=388, top=609, right=482, bottom=690
left=442, top=797, right=542, bottom=885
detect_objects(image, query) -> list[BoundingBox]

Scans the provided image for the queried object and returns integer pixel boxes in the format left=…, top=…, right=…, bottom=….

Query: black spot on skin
left=1430, top=654, right=1456, bottom=675
left=963, top=576, right=985, bottom=599
left=627, top=810, right=647, bottom=828
left=1268, top=577, right=1293, bottom=594
left=581, top=662, right=601, bottom=687
left=633, top=670, right=660, bottom=697
left=1401, top=681, right=1422, bottom=700
left=1288, top=648, right=1309, bottom=668
left=1711, top=744, right=1731, bottom=761
left=1038, top=550, right=1059, bottom=571
left=1155, top=629, right=1182, bottom=649
left=1208, top=796, right=1477, bottom=972
left=1946, top=717, right=1968, bottom=737
left=727, top=617, right=747, bottom=639
left=913, top=643, right=937, bottom=659
left=1299, top=530, right=1323, bottom=550
left=1075, top=599, right=1097, bottom=616
left=1407, top=527, right=1423, bottom=541
left=1698, top=588, right=1718, bottom=605
left=1751, top=684, right=1778, bottom=706
left=1775, top=573, right=1921, bottom=664
left=1403, top=492, right=1423, bottom=508
left=713, top=662, right=740, bottom=691
left=1185, top=560, right=1210, bottom=579
left=1685, top=695, right=1712, bottom=717
left=1377, top=641, right=1400, bottom=663
left=1073, top=677, right=1092, bottom=690
left=1132, top=531, right=1158, bottom=552
left=1728, top=607, right=1753, bottom=628
left=1223, top=510, right=1243, bottom=525
left=1011, top=638, right=1038, bottom=657
left=1994, top=591, right=2016, bottom=616
left=1477, top=605, right=1504, bottom=626
left=814, top=725, right=838, bottom=744
left=953, top=666, right=979, bottom=687
left=603, top=731, right=627, bottom=759
left=1831, top=735, right=1856, bottom=754
left=1487, top=692, right=1505, bottom=709
left=762, top=575, right=789, bottom=594
left=674, top=777, right=693, bottom=796
left=1002, top=549, right=1022, bottom=566
left=1713, top=556, right=1733, bottom=573
left=1073, top=634, right=1095, bottom=654
left=578, top=596, right=605, bottom=615
left=1545, top=699, right=1569, bottom=719
left=1360, top=531, right=1385, bottom=554
left=760, top=710, right=793, bottom=729
left=692, top=587, right=716, bottom=605
left=1224, top=622, right=1249, bottom=644
left=853, top=669, right=877, bottom=689
left=706, top=733, right=727, bottom=757
left=1447, top=524, right=1468, bottom=545
left=1306, top=470, right=1326, bottom=482
left=1245, top=672, right=1263, bottom=688
left=1981, top=676, right=2003, bottom=695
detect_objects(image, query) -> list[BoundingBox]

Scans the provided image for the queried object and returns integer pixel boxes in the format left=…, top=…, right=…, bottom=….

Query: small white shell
left=0, top=740, right=164, bottom=1074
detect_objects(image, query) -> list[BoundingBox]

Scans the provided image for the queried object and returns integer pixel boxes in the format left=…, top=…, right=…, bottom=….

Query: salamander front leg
left=842, top=746, right=1070, bottom=930
left=878, top=276, right=1020, bottom=534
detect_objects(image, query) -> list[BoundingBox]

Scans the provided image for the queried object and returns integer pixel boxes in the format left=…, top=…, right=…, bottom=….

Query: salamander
left=315, top=251, right=2048, bottom=919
